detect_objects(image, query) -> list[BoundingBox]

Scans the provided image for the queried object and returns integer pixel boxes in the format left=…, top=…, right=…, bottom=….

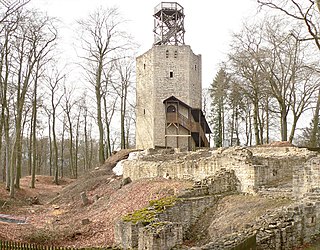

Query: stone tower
left=136, top=2, right=211, bottom=150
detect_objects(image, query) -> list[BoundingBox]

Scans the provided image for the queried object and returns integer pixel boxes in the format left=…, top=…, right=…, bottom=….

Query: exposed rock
left=81, top=218, right=90, bottom=225
left=93, top=194, right=100, bottom=202
left=80, top=191, right=89, bottom=206
left=27, top=196, right=40, bottom=205
left=121, top=177, right=132, bottom=187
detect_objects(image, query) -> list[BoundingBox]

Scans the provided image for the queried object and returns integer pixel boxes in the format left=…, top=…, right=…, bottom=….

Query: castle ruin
left=117, top=2, right=320, bottom=249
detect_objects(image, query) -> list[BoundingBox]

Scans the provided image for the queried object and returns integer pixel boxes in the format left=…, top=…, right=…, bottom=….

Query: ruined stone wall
left=157, top=196, right=219, bottom=236
left=191, top=199, right=320, bottom=250
left=123, top=147, right=256, bottom=193
left=293, top=157, right=320, bottom=199
left=251, top=146, right=315, bottom=188
left=115, top=169, right=237, bottom=249
left=123, top=147, right=315, bottom=194
left=114, top=196, right=218, bottom=250
left=139, top=222, right=183, bottom=250
left=255, top=201, right=320, bottom=250
left=253, top=156, right=308, bottom=187
left=116, top=147, right=320, bottom=249
left=114, top=221, right=141, bottom=249
left=191, top=232, right=256, bottom=250
left=178, top=169, right=239, bottom=198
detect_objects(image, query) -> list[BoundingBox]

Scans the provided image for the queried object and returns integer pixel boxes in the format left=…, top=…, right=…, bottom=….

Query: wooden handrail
left=166, top=111, right=209, bottom=147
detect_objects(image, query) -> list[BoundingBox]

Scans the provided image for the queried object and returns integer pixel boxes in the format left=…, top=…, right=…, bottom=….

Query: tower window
left=170, top=71, right=173, bottom=78
left=174, top=50, right=178, bottom=58
left=195, top=65, right=197, bottom=70
left=144, top=63, right=146, bottom=69
left=143, top=109, right=146, bottom=115
left=166, top=50, right=169, bottom=58
left=167, top=105, right=176, bottom=113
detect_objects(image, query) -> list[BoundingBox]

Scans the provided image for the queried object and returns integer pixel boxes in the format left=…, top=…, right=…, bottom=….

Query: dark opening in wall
left=170, top=71, right=173, bottom=78
left=174, top=50, right=178, bottom=58
left=272, top=169, right=278, bottom=176
left=167, top=105, right=176, bottom=113
left=166, top=50, right=169, bottom=58
left=195, top=65, right=197, bottom=70
left=144, top=64, right=146, bottom=69
left=143, top=109, right=145, bottom=115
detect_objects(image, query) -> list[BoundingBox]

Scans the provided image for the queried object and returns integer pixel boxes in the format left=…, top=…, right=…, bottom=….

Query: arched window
left=167, top=105, right=176, bottom=113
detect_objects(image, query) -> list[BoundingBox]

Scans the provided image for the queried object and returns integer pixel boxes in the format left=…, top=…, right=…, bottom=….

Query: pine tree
left=209, top=69, right=229, bottom=147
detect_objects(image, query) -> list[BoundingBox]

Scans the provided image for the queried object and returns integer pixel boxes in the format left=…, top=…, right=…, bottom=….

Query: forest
left=0, top=0, right=319, bottom=198
left=208, top=0, right=320, bottom=148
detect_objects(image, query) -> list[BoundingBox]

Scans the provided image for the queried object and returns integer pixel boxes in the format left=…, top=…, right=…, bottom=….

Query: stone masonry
left=115, top=146, right=320, bottom=249
left=122, top=146, right=316, bottom=194
left=115, top=169, right=238, bottom=250
left=293, top=157, right=320, bottom=199
left=135, top=45, right=202, bottom=149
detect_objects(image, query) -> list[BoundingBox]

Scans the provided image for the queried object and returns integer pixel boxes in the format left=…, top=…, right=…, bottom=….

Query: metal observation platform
left=153, top=2, right=185, bottom=46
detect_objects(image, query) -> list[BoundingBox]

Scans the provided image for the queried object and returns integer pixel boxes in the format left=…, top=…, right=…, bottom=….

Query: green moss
left=123, top=208, right=157, bottom=224
left=123, top=196, right=178, bottom=224
left=149, top=196, right=177, bottom=209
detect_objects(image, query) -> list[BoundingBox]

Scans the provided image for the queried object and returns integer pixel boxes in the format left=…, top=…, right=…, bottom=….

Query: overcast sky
left=29, top=0, right=259, bottom=88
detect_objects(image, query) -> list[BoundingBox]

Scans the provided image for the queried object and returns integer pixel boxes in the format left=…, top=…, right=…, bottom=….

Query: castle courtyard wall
left=122, top=147, right=315, bottom=194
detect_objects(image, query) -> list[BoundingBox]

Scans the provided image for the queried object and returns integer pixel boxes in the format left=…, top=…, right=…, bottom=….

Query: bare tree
left=114, top=57, right=135, bottom=149
left=1, top=9, right=57, bottom=197
left=228, top=24, right=267, bottom=145
left=77, top=7, right=132, bottom=163
left=0, top=0, right=30, bottom=25
left=257, top=0, right=320, bottom=145
left=62, top=85, right=77, bottom=178
left=46, top=69, right=64, bottom=185
left=0, top=10, right=19, bottom=189
left=258, top=20, right=302, bottom=142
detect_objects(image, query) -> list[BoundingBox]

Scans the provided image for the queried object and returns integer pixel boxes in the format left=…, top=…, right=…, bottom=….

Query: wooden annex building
left=164, top=96, right=211, bottom=149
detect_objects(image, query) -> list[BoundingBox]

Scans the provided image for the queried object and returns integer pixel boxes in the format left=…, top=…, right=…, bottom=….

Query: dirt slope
left=0, top=150, right=192, bottom=247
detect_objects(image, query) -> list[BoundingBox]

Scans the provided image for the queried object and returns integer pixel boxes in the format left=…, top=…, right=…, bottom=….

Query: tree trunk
left=28, top=126, right=32, bottom=176
left=30, top=75, right=38, bottom=188
left=289, top=115, right=299, bottom=144
left=120, top=97, right=125, bottom=149
left=52, top=108, right=59, bottom=185
left=266, top=98, right=270, bottom=144
left=74, top=112, right=81, bottom=179
left=103, top=95, right=112, bottom=158
left=60, top=116, right=65, bottom=178
left=10, top=138, right=17, bottom=198
left=253, top=100, right=260, bottom=145
left=48, top=115, right=53, bottom=176
left=96, top=57, right=105, bottom=164
left=4, top=106, right=10, bottom=190
left=84, top=111, right=89, bottom=170
left=280, top=107, right=288, bottom=141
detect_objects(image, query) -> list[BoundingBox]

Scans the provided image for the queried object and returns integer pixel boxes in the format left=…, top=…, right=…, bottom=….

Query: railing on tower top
left=154, top=2, right=183, bottom=14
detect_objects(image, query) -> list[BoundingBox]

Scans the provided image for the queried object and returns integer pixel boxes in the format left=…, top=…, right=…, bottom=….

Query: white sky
left=29, top=0, right=259, bottom=88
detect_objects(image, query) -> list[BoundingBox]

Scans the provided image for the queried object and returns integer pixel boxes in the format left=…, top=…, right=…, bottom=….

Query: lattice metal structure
left=153, top=2, right=185, bottom=46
